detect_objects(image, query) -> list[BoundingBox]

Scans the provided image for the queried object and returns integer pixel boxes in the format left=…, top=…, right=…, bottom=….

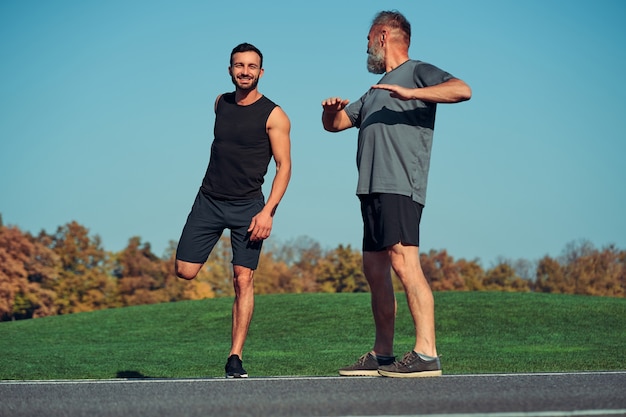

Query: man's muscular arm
left=247, top=106, right=292, bottom=241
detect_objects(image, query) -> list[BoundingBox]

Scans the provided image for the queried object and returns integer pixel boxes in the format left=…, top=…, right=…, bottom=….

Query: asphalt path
left=1, top=372, right=625, bottom=417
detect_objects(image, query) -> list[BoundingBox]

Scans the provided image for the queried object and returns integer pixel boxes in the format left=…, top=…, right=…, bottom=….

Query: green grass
left=0, top=292, right=624, bottom=380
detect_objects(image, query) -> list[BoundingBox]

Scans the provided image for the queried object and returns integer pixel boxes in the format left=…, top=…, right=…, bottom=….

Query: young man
left=176, top=43, right=291, bottom=378
left=321, top=11, right=471, bottom=377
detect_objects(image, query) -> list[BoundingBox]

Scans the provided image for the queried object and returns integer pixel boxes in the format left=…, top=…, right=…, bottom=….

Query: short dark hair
left=372, top=10, right=411, bottom=45
left=230, top=43, right=263, bottom=67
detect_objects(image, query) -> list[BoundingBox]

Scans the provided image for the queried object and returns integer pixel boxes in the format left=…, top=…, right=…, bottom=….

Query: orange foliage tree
left=39, top=221, right=118, bottom=314
left=114, top=236, right=172, bottom=306
left=315, top=244, right=367, bottom=293
left=0, top=225, right=58, bottom=320
left=420, top=249, right=468, bottom=291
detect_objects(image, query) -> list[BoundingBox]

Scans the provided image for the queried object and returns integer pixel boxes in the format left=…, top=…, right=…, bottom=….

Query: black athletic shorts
left=176, top=190, right=265, bottom=270
left=359, top=193, right=424, bottom=252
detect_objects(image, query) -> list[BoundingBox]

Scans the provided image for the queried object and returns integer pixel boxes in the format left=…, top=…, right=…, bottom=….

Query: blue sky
left=1, top=0, right=625, bottom=267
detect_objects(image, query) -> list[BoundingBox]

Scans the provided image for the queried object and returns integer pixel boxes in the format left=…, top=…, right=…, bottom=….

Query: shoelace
left=397, top=351, right=417, bottom=365
left=357, top=353, right=372, bottom=365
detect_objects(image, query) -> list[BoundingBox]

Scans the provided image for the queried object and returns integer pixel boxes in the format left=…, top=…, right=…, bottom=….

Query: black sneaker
left=338, top=352, right=395, bottom=376
left=378, top=351, right=442, bottom=378
left=225, top=354, right=248, bottom=378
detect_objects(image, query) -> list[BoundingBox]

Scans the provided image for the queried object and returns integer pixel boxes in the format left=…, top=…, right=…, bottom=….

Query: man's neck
left=235, top=89, right=262, bottom=106
left=384, top=48, right=410, bottom=73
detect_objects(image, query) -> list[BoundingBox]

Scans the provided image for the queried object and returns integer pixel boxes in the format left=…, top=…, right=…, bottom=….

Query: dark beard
left=231, top=74, right=259, bottom=91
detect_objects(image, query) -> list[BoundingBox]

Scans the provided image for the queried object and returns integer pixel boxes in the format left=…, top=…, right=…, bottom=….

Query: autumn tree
left=483, top=260, right=530, bottom=292
left=40, top=221, right=118, bottom=314
left=114, top=237, right=171, bottom=306
left=316, top=244, right=367, bottom=293
left=558, top=240, right=595, bottom=294
left=560, top=241, right=625, bottom=297
left=254, top=248, right=293, bottom=294
left=457, top=258, right=485, bottom=291
left=535, top=255, right=565, bottom=293
left=271, top=236, right=322, bottom=293
left=0, top=225, right=58, bottom=320
left=420, top=249, right=467, bottom=291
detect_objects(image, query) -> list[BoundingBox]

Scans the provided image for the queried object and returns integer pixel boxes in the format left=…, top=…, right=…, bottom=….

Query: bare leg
left=229, top=265, right=255, bottom=358
left=362, top=251, right=396, bottom=357
left=175, top=260, right=203, bottom=280
left=388, top=243, right=437, bottom=357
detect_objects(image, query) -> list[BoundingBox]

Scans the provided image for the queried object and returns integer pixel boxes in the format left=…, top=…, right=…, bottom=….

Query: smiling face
left=229, top=50, right=264, bottom=91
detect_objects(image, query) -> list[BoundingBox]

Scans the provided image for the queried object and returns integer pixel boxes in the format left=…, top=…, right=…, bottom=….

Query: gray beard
left=367, top=51, right=385, bottom=74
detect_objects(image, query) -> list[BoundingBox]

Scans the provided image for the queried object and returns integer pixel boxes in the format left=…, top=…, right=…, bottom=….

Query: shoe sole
left=338, top=369, right=381, bottom=377
left=378, top=369, right=442, bottom=378
left=225, top=373, right=248, bottom=378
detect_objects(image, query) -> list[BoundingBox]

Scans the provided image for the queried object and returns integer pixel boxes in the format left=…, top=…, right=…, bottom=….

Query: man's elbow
left=459, top=84, right=472, bottom=102
left=454, top=79, right=472, bottom=102
left=275, top=159, right=292, bottom=177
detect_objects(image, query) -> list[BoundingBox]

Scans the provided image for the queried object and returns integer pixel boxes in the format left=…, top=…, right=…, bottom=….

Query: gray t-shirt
left=344, top=60, right=453, bottom=205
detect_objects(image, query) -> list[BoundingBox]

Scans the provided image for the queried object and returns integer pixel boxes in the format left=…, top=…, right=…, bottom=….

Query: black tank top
left=201, top=92, right=277, bottom=200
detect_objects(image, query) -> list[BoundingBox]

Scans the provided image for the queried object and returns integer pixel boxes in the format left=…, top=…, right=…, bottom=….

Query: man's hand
left=321, top=97, right=352, bottom=132
left=321, top=97, right=350, bottom=113
left=248, top=210, right=273, bottom=242
left=370, top=84, right=414, bottom=100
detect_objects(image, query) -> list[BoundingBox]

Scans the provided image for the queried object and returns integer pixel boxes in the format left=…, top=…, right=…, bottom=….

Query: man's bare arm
left=321, top=97, right=353, bottom=132
left=248, top=106, right=292, bottom=241
left=371, top=78, right=472, bottom=103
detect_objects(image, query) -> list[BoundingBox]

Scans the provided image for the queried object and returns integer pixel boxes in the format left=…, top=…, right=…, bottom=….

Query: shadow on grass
left=116, top=370, right=150, bottom=379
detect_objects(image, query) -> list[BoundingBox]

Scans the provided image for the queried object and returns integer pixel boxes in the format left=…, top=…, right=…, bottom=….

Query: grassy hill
left=1, top=292, right=624, bottom=380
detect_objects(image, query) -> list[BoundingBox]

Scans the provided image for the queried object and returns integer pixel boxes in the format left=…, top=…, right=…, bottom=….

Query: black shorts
left=176, top=191, right=265, bottom=270
left=359, top=193, right=424, bottom=252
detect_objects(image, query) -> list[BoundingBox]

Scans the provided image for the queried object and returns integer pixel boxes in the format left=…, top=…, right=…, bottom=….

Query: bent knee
left=176, top=271, right=196, bottom=280
left=175, top=260, right=202, bottom=280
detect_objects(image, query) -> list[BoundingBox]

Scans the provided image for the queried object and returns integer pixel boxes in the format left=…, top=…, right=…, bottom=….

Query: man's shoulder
left=259, top=94, right=279, bottom=108
left=410, top=60, right=451, bottom=76
left=220, top=92, right=236, bottom=102
left=403, top=59, right=438, bottom=72
left=405, top=60, right=454, bottom=86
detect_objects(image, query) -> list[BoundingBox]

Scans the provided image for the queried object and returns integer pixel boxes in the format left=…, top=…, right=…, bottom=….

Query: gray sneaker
left=338, top=352, right=395, bottom=376
left=378, top=351, right=442, bottom=378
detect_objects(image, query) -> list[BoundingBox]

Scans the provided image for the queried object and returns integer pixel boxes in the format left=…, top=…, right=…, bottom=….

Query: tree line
left=1, top=217, right=624, bottom=321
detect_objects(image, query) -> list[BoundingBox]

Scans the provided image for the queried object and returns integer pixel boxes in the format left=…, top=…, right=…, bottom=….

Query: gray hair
left=371, top=10, right=411, bottom=45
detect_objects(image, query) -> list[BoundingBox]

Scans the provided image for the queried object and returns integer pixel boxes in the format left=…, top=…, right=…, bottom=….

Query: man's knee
left=233, top=266, right=255, bottom=289
left=363, top=251, right=391, bottom=279
left=175, top=260, right=202, bottom=280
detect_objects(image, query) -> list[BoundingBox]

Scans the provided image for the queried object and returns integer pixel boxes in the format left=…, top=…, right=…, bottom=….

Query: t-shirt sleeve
left=344, top=92, right=368, bottom=128
left=413, top=62, right=454, bottom=88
